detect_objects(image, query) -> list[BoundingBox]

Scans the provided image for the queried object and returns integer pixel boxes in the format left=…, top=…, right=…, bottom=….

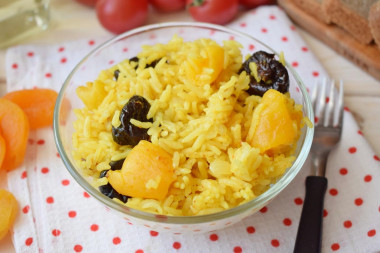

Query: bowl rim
left=54, top=21, right=314, bottom=224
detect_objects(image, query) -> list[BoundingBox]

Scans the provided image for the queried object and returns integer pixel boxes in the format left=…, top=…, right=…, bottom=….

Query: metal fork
left=294, top=79, right=344, bottom=253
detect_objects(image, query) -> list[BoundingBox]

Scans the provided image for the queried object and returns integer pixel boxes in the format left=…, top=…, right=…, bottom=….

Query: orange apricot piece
left=107, top=140, right=175, bottom=200
left=0, top=99, right=29, bottom=171
left=0, top=133, right=5, bottom=169
left=0, top=189, right=18, bottom=241
left=3, top=88, right=58, bottom=129
left=249, top=89, right=302, bottom=154
left=185, top=43, right=224, bottom=86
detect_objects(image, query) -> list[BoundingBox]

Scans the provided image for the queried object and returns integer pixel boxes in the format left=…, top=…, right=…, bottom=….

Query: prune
left=240, top=51, right=289, bottom=97
left=114, top=58, right=163, bottom=78
left=99, top=170, right=108, bottom=178
left=146, top=59, right=161, bottom=68
left=99, top=160, right=129, bottom=203
left=100, top=159, right=124, bottom=178
left=112, top=95, right=152, bottom=146
left=129, top=56, right=162, bottom=69
left=129, top=56, right=139, bottom=63
left=99, top=184, right=130, bottom=203
left=109, top=158, right=125, bottom=171
left=113, top=57, right=147, bottom=80
left=114, top=69, right=120, bottom=80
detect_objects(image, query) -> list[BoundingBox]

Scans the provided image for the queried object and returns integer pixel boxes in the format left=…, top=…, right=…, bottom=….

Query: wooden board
left=278, top=0, right=380, bottom=81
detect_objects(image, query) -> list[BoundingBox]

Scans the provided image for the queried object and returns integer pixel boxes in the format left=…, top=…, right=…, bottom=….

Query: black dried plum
left=240, top=51, right=289, bottom=97
left=114, top=69, right=120, bottom=80
left=100, top=159, right=124, bottom=178
left=112, top=95, right=152, bottom=146
left=99, top=170, right=108, bottom=178
left=99, top=161, right=129, bottom=203
left=118, top=195, right=130, bottom=203
left=129, top=56, right=139, bottom=63
left=129, top=56, right=161, bottom=69
left=146, top=58, right=161, bottom=68
left=99, top=184, right=114, bottom=197
left=99, top=184, right=130, bottom=203
left=109, top=158, right=125, bottom=171
left=114, top=58, right=163, bottom=80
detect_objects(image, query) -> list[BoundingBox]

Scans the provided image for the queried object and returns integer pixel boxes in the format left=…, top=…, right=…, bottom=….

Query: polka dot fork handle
left=294, top=79, right=344, bottom=253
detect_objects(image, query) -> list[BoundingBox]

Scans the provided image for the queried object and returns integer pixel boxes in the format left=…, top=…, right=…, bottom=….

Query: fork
left=294, top=79, right=344, bottom=253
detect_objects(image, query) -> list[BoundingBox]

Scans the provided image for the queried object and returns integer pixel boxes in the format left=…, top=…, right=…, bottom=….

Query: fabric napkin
left=5, top=6, right=380, bottom=253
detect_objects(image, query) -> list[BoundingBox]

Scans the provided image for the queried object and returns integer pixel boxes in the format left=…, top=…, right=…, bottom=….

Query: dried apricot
left=185, top=43, right=224, bottom=86
left=0, top=189, right=18, bottom=241
left=248, top=89, right=302, bottom=154
left=3, top=88, right=58, bottom=129
left=76, top=80, right=107, bottom=110
left=0, top=99, right=29, bottom=171
left=0, top=133, right=5, bottom=169
left=107, top=140, right=175, bottom=200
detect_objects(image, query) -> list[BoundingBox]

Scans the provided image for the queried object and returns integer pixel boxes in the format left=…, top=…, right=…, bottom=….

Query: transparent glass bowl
left=54, top=22, right=314, bottom=233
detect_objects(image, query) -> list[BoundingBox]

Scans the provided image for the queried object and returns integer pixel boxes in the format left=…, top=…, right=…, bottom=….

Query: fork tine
left=323, top=79, right=335, bottom=126
left=334, top=80, right=344, bottom=127
left=316, top=77, right=327, bottom=125
left=311, top=80, right=318, bottom=116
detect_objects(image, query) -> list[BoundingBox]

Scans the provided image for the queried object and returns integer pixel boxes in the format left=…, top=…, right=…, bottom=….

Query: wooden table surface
left=1, top=1, right=379, bottom=252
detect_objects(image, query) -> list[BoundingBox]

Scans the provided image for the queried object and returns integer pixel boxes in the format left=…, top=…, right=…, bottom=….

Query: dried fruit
left=0, top=133, right=5, bottom=169
left=99, top=184, right=130, bottom=203
left=3, top=88, right=58, bottom=129
left=99, top=159, right=130, bottom=203
left=114, top=69, right=120, bottom=80
left=109, top=158, right=125, bottom=171
left=185, top=43, right=224, bottom=86
left=248, top=89, right=302, bottom=153
left=76, top=80, right=107, bottom=110
left=107, top=140, right=175, bottom=200
left=130, top=57, right=162, bottom=69
left=0, top=189, right=18, bottom=240
left=114, top=57, right=162, bottom=80
left=240, top=51, right=289, bottom=96
left=112, top=95, right=152, bottom=146
left=0, top=99, right=29, bottom=171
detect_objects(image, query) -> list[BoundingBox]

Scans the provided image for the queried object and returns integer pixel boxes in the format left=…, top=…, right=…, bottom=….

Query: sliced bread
left=369, top=1, right=380, bottom=49
left=292, top=0, right=331, bottom=23
left=323, top=0, right=377, bottom=44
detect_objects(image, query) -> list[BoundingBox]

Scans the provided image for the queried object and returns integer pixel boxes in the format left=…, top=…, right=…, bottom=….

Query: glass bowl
left=54, top=22, right=314, bottom=233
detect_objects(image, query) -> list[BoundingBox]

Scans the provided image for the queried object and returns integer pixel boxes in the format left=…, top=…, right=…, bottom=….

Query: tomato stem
left=189, top=0, right=205, bottom=7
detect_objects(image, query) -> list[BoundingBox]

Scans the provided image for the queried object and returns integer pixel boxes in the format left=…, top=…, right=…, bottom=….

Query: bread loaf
left=292, top=0, right=331, bottom=23
left=323, top=0, right=376, bottom=44
left=369, top=1, right=380, bottom=50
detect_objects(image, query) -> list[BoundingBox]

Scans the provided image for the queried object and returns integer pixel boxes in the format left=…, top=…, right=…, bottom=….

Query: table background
left=0, top=0, right=379, bottom=252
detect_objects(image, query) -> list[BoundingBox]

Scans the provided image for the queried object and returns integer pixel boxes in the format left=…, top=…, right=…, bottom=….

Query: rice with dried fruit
left=72, top=35, right=306, bottom=216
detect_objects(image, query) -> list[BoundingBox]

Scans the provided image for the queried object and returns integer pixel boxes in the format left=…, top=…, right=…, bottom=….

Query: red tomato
left=96, top=0, right=148, bottom=34
left=149, top=0, right=186, bottom=12
left=187, top=0, right=239, bottom=25
left=75, top=0, right=97, bottom=7
left=239, top=0, right=276, bottom=9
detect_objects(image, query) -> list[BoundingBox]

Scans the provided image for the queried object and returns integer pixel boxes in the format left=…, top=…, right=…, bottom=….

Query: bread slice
left=369, top=1, right=380, bottom=50
left=323, top=0, right=376, bottom=44
left=292, top=0, right=331, bottom=23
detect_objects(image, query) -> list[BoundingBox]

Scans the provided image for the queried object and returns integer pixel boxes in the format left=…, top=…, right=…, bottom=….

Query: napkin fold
left=5, top=6, right=380, bottom=253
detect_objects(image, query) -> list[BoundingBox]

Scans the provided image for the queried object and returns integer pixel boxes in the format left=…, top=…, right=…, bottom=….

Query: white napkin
left=5, top=6, right=380, bottom=253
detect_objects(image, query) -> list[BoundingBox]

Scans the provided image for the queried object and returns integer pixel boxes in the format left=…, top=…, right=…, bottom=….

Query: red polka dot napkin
left=5, top=6, right=380, bottom=253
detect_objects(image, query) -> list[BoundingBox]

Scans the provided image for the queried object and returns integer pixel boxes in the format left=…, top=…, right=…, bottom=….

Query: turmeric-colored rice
left=72, top=35, right=305, bottom=216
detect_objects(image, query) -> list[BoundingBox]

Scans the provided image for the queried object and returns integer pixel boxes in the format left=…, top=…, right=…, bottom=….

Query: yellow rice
left=73, top=35, right=304, bottom=216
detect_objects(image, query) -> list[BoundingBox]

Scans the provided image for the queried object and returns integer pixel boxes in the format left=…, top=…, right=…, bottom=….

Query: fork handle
left=294, top=176, right=328, bottom=253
